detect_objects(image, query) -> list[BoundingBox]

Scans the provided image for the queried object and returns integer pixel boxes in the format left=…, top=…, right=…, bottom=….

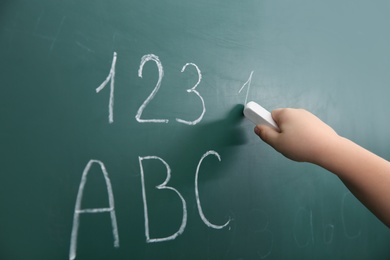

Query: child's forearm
left=255, top=108, right=390, bottom=227
left=316, top=136, right=390, bottom=227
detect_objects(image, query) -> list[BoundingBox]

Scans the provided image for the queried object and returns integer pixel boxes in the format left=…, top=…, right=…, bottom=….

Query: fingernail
left=254, top=127, right=260, bottom=135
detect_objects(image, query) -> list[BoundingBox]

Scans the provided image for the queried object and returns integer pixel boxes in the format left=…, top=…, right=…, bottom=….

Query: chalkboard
left=1, top=0, right=390, bottom=259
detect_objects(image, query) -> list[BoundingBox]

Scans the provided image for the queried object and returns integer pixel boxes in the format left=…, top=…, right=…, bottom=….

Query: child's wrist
left=310, top=134, right=343, bottom=167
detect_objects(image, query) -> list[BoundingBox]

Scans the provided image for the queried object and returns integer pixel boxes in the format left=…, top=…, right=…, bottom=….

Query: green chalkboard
left=1, top=0, right=390, bottom=259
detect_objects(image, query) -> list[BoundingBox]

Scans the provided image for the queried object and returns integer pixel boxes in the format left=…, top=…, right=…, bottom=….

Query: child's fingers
left=255, top=125, right=280, bottom=148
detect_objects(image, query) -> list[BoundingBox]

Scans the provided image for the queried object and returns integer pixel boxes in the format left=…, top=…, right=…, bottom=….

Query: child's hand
left=255, top=108, right=339, bottom=163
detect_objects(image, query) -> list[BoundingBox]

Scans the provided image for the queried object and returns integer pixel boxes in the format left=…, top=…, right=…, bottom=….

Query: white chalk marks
left=137, top=54, right=168, bottom=123
left=293, top=207, right=314, bottom=248
left=68, top=152, right=231, bottom=253
left=323, top=223, right=334, bottom=244
left=256, top=223, right=273, bottom=259
left=137, top=151, right=231, bottom=243
left=238, top=70, right=254, bottom=105
left=96, top=53, right=205, bottom=125
left=139, top=156, right=187, bottom=242
left=290, top=194, right=363, bottom=250
left=49, top=16, right=66, bottom=55
left=195, top=150, right=231, bottom=229
left=176, top=63, right=205, bottom=125
left=69, top=160, right=119, bottom=260
left=341, top=192, right=362, bottom=239
left=136, top=54, right=205, bottom=125
left=96, top=52, right=117, bottom=123
left=248, top=208, right=273, bottom=259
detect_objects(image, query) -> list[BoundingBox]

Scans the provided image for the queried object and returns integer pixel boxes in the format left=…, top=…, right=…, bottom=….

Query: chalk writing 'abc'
left=69, top=151, right=231, bottom=260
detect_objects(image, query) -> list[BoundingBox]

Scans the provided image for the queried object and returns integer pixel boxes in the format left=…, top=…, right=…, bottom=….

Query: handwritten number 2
left=136, top=54, right=168, bottom=123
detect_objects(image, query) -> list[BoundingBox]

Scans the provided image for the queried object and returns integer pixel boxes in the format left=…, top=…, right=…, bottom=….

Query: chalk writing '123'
left=96, top=52, right=205, bottom=125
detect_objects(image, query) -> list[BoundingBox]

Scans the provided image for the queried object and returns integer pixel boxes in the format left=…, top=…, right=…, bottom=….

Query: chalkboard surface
left=1, top=0, right=390, bottom=259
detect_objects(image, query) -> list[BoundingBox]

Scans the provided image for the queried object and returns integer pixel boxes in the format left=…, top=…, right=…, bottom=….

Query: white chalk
left=243, top=101, right=279, bottom=131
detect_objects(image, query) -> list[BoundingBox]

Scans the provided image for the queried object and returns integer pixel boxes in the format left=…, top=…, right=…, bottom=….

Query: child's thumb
left=254, top=125, right=279, bottom=147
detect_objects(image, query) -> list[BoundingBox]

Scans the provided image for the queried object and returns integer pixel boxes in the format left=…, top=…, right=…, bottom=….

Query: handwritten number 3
left=137, top=54, right=205, bottom=125
left=176, top=63, right=205, bottom=125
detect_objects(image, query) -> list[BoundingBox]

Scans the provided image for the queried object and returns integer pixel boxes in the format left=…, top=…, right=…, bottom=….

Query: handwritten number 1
left=238, top=71, right=253, bottom=105
left=96, top=52, right=117, bottom=124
